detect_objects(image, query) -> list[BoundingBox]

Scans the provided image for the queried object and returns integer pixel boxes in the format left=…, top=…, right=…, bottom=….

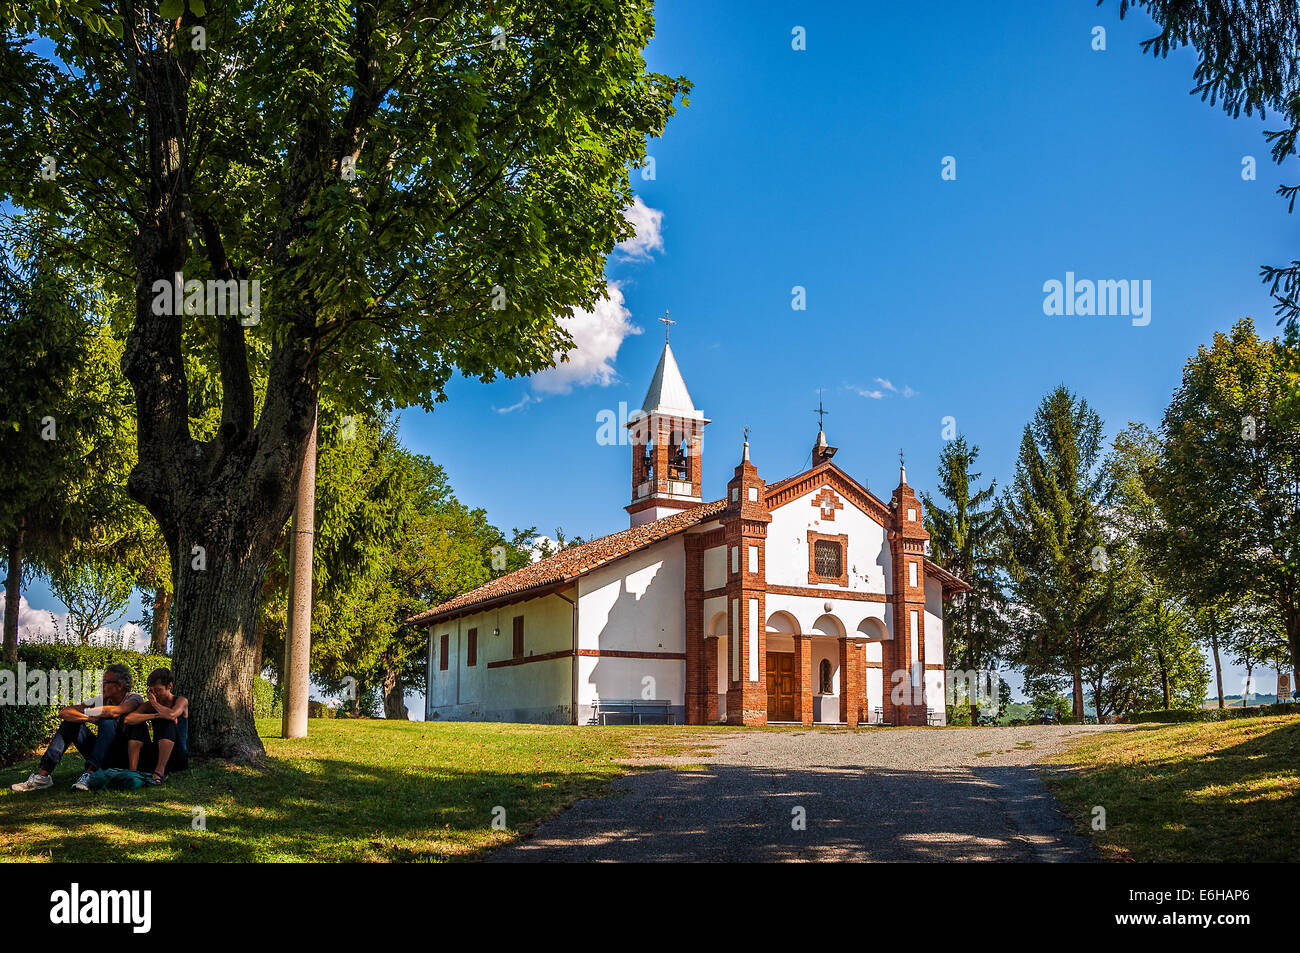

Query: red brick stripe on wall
left=764, top=584, right=887, bottom=602
left=487, top=649, right=571, bottom=669
left=576, top=649, right=687, bottom=660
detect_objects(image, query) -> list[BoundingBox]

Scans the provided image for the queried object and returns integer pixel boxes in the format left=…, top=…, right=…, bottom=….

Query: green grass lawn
left=0, top=719, right=719, bottom=862
left=1041, top=714, right=1300, bottom=862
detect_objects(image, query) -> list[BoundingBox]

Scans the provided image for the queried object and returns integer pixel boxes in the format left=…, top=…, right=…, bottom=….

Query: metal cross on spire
left=658, top=310, right=676, bottom=342
left=814, top=389, right=829, bottom=431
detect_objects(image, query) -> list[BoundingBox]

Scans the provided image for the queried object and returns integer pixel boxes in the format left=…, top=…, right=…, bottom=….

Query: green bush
left=252, top=676, right=281, bottom=719
left=1, top=644, right=172, bottom=766
left=1127, top=703, right=1299, bottom=724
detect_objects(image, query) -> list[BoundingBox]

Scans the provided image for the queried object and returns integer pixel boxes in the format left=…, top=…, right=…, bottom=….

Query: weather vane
left=658, top=310, right=676, bottom=342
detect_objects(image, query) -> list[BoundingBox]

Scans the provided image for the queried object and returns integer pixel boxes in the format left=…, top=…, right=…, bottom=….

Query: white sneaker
left=10, top=773, right=53, bottom=792
left=71, top=771, right=93, bottom=791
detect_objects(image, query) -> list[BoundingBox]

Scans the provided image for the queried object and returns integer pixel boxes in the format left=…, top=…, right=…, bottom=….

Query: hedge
left=1127, top=703, right=1299, bottom=724
left=2, top=644, right=282, bottom=766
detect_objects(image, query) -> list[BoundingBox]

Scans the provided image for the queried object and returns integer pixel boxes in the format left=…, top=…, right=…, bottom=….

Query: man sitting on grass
left=10, top=663, right=144, bottom=792
left=123, top=668, right=189, bottom=785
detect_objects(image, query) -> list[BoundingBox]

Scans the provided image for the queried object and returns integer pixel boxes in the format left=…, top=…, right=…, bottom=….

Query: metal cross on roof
left=814, top=389, right=829, bottom=430
left=658, top=310, right=676, bottom=342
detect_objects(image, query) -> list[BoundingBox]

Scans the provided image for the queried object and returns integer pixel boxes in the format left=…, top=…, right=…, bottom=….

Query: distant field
left=0, top=719, right=717, bottom=862
left=1041, top=714, right=1300, bottom=862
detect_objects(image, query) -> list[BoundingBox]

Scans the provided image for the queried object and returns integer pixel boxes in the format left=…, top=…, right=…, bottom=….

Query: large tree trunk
left=119, top=48, right=323, bottom=760
left=383, top=666, right=407, bottom=720
left=3, top=521, right=23, bottom=664
left=150, top=587, right=171, bottom=655
left=1072, top=666, right=1085, bottom=723
left=170, top=541, right=272, bottom=761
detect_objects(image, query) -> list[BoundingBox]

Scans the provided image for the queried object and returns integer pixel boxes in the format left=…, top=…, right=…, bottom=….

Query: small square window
left=747, top=487, right=758, bottom=502
left=907, top=507, right=916, bottom=522
left=814, top=540, right=842, bottom=578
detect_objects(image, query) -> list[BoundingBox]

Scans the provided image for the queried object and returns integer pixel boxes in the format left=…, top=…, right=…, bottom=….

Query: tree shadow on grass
left=1041, top=717, right=1300, bottom=862
left=0, top=751, right=626, bottom=863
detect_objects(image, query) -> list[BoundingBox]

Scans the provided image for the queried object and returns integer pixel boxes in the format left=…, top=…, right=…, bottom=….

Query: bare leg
left=154, top=739, right=174, bottom=779
left=127, top=739, right=143, bottom=771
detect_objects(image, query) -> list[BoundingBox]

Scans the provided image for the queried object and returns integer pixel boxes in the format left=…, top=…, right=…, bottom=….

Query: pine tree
left=921, top=435, right=1009, bottom=725
left=1003, top=387, right=1118, bottom=722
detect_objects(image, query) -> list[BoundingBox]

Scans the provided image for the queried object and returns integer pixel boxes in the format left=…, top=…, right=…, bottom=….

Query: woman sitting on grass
left=123, top=668, right=189, bottom=785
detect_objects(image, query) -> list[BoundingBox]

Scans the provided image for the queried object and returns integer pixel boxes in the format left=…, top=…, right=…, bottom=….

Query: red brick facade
left=676, top=441, right=959, bottom=727
left=886, top=467, right=932, bottom=725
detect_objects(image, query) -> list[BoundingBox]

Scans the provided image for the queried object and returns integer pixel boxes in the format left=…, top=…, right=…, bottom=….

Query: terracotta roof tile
left=410, top=500, right=728, bottom=626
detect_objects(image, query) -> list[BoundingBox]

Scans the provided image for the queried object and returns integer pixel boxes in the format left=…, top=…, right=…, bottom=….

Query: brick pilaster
left=839, top=637, right=863, bottom=727
left=797, top=634, right=813, bottom=726
left=684, top=533, right=705, bottom=725
left=723, top=446, right=771, bottom=726
left=704, top=637, right=719, bottom=722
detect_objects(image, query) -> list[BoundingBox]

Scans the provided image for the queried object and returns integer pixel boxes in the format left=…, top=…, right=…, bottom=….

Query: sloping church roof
left=410, top=499, right=728, bottom=625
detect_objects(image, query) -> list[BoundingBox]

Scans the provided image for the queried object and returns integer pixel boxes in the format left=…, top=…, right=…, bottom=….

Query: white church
left=415, top=339, right=968, bottom=726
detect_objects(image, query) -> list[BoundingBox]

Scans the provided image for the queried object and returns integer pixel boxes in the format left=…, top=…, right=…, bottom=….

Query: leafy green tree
left=1226, top=596, right=1290, bottom=705
left=1105, top=1, right=1300, bottom=333
left=0, top=0, right=688, bottom=757
left=47, top=560, right=135, bottom=645
left=0, top=222, right=135, bottom=662
left=1146, top=318, right=1300, bottom=693
left=1003, top=387, right=1119, bottom=722
left=921, top=434, right=1010, bottom=725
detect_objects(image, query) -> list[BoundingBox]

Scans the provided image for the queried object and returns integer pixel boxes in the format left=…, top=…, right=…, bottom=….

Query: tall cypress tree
left=1003, top=387, right=1117, bottom=722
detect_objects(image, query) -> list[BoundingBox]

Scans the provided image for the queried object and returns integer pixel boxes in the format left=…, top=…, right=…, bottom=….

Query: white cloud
left=846, top=385, right=886, bottom=400
left=530, top=281, right=641, bottom=395
left=494, top=394, right=536, bottom=415
left=847, top=379, right=917, bottom=400
left=615, top=196, right=664, bottom=259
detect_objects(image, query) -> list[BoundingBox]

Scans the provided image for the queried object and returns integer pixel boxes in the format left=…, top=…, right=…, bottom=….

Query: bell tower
left=626, top=320, right=709, bottom=527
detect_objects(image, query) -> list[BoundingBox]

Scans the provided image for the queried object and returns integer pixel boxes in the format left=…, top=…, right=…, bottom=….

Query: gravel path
left=488, top=725, right=1123, bottom=863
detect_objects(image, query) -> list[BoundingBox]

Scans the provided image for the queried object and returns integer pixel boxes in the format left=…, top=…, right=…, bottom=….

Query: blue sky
left=19, top=0, right=1296, bottom=704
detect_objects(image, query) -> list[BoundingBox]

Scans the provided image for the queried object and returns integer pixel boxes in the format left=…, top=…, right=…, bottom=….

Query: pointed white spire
left=641, top=341, right=704, bottom=421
